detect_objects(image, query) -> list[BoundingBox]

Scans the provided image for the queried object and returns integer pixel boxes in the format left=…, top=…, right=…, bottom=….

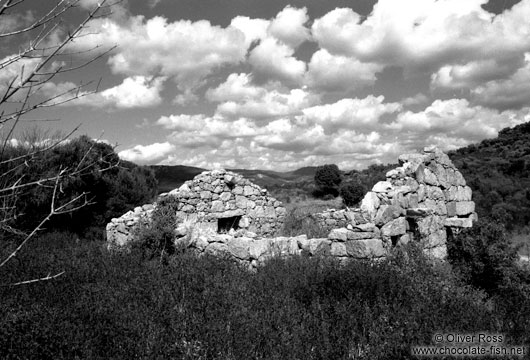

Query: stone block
left=345, top=239, right=386, bottom=258
left=302, top=238, right=327, bottom=255
left=239, top=216, right=250, bottom=228
left=416, top=216, right=444, bottom=238
left=328, top=228, right=349, bottom=241
left=249, top=240, right=270, bottom=259
left=331, top=242, right=348, bottom=257
left=360, top=192, right=380, bottom=220
left=446, top=201, right=475, bottom=216
left=243, top=186, right=255, bottom=196
left=227, top=238, right=250, bottom=260
left=372, top=181, right=393, bottom=193
left=353, top=223, right=379, bottom=233
left=426, top=186, right=445, bottom=200
left=347, top=231, right=378, bottom=240
left=443, top=217, right=473, bottom=228
left=210, top=200, right=224, bottom=212
left=397, top=233, right=412, bottom=246
left=206, top=242, right=228, bottom=255
left=381, top=217, right=407, bottom=237
left=423, top=168, right=439, bottom=186
left=406, top=193, right=419, bottom=208
left=374, top=205, right=404, bottom=226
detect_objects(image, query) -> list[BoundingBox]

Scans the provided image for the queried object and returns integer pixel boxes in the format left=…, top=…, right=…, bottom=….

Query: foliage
left=1, top=135, right=158, bottom=236
left=3, top=234, right=529, bottom=359
left=314, top=164, right=342, bottom=197
left=339, top=182, right=366, bottom=207
left=132, top=195, right=180, bottom=259
left=449, top=121, right=530, bottom=230
left=447, top=218, right=525, bottom=294
left=281, top=204, right=330, bottom=238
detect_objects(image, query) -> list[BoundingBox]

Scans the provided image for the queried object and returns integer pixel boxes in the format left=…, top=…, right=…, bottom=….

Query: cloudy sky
left=2, top=0, right=530, bottom=171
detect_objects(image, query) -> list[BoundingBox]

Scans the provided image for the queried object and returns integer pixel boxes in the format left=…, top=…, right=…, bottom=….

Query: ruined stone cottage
left=106, top=146, right=476, bottom=268
left=106, top=169, right=287, bottom=249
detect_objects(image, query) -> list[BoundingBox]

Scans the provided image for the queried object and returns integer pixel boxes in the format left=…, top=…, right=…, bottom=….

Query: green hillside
left=449, top=121, right=530, bottom=229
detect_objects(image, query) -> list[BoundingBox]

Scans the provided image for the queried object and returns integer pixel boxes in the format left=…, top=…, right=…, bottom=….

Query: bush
left=2, top=135, right=158, bottom=235
left=281, top=206, right=329, bottom=238
left=132, top=195, right=180, bottom=259
left=447, top=218, right=521, bottom=294
left=314, top=164, right=342, bottom=197
left=340, top=182, right=365, bottom=207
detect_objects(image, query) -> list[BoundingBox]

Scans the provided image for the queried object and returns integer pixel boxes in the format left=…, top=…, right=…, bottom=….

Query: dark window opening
left=218, top=216, right=241, bottom=233
left=407, top=218, right=420, bottom=241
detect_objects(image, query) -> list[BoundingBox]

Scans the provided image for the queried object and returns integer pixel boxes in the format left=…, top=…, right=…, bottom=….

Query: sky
left=2, top=0, right=530, bottom=171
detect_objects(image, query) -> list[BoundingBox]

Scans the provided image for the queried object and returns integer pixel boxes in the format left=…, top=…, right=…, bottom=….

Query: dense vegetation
left=0, top=135, right=158, bottom=237
left=1, top=225, right=528, bottom=359
left=449, top=121, right=530, bottom=230
left=2, top=124, right=530, bottom=358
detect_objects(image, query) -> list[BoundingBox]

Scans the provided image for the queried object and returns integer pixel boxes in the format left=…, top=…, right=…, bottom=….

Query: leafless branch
left=0, top=0, right=118, bottom=281
left=5, top=271, right=65, bottom=286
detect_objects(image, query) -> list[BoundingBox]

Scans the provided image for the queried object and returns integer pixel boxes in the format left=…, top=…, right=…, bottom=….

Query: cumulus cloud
left=305, top=49, right=383, bottom=92
left=207, top=73, right=318, bottom=120
left=248, top=38, right=306, bottom=84
left=388, top=99, right=527, bottom=147
left=72, top=15, right=248, bottom=93
left=118, top=142, right=176, bottom=164
left=312, top=0, right=530, bottom=71
left=402, top=93, right=430, bottom=106
left=230, top=16, right=270, bottom=47
left=267, top=6, right=311, bottom=48
left=302, top=96, right=402, bottom=134
left=431, top=57, right=524, bottom=90
left=0, top=56, right=40, bottom=95
left=157, top=114, right=259, bottom=149
left=45, top=76, right=166, bottom=108
left=472, top=53, right=530, bottom=110
left=97, top=76, right=165, bottom=108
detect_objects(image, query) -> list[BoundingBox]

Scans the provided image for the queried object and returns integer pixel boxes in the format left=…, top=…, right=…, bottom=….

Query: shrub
left=3, top=135, right=158, bottom=235
left=3, top=233, right=529, bottom=359
left=340, top=182, right=365, bottom=207
left=447, top=218, right=521, bottom=295
left=314, top=164, right=342, bottom=197
left=132, top=195, right=180, bottom=259
left=281, top=205, right=329, bottom=238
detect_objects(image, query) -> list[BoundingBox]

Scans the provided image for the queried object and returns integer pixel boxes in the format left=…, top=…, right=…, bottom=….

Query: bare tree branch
left=7, top=271, right=65, bottom=286
left=0, top=0, right=119, bottom=283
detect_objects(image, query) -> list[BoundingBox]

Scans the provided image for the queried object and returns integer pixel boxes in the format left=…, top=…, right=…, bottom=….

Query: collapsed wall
left=106, top=147, right=476, bottom=267
left=106, top=169, right=287, bottom=250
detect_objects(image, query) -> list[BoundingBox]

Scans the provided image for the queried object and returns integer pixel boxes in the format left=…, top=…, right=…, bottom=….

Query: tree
left=314, top=164, right=342, bottom=197
left=0, top=0, right=116, bottom=285
left=7, top=135, right=158, bottom=235
left=340, top=182, right=365, bottom=207
left=447, top=218, right=520, bottom=294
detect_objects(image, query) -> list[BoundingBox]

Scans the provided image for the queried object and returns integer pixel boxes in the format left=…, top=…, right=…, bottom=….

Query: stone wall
left=106, top=169, right=286, bottom=250
left=106, top=147, right=476, bottom=267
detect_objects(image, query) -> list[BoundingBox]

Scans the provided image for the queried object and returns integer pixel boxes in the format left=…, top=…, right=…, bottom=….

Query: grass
left=1, top=230, right=529, bottom=359
left=280, top=197, right=343, bottom=238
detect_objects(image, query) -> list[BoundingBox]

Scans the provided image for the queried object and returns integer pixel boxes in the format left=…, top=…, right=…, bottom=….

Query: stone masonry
left=107, top=169, right=287, bottom=250
left=106, top=147, right=476, bottom=268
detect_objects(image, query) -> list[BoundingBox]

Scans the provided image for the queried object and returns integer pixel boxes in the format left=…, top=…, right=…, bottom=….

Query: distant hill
left=150, top=121, right=530, bottom=228
left=290, top=166, right=318, bottom=177
left=150, top=164, right=317, bottom=200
